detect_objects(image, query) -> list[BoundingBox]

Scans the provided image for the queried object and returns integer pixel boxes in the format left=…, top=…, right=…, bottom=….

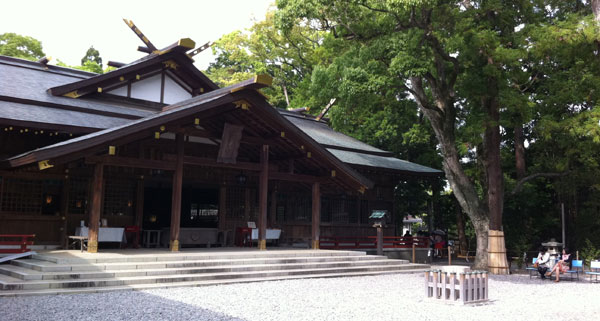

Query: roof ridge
left=0, top=55, right=97, bottom=78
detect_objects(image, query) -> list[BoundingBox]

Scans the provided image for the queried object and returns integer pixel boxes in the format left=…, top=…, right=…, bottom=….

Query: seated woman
left=547, top=248, right=571, bottom=282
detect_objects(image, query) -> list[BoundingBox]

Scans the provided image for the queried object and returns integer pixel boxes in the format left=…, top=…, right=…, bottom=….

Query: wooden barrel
left=487, top=230, right=509, bottom=274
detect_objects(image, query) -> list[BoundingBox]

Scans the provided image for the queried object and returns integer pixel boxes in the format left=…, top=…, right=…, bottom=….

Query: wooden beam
left=137, top=46, right=152, bottom=54
left=123, top=19, right=158, bottom=52
left=107, top=61, right=126, bottom=68
left=86, top=156, right=176, bottom=171
left=181, top=155, right=262, bottom=171
left=258, top=144, right=269, bottom=250
left=177, top=127, right=278, bottom=146
left=169, top=133, right=184, bottom=251
left=269, top=171, right=325, bottom=184
left=88, top=163, right=104, bottom=253
left=312, top=182, right=321, bottom=249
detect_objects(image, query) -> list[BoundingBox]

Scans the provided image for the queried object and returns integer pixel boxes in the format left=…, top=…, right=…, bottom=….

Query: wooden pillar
left=88, top=163, right=104, bottom=253
left=311, top=182, right=321, bottom=249
left=134, top=177, right=144, bottom=248
left=169, top=133, right=184, bottom=251
left=258, top=144, right=269, bottom=250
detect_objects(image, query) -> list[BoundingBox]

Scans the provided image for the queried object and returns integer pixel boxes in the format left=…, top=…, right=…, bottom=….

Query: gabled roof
left=2, top=76, right=374, bottom=192
left=48, top=39, right=218, bottom=99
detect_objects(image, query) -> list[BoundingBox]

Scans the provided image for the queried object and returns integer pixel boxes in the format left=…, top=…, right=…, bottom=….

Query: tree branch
left=511, top=172, right=571, bottom=195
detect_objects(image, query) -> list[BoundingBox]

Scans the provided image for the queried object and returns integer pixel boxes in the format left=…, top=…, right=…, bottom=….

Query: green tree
left=207, top=10, right=329, bottom=108
left=274, top=0, right=577, bottom=270
left=0, top=33, right=45, bottom=60
left=81, top=46, right=102, bottom=67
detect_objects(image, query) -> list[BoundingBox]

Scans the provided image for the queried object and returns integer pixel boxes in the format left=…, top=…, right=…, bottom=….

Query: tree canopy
left=207, top=1, right=600, bottom=270
left=0, top=33, right=45, bottom=60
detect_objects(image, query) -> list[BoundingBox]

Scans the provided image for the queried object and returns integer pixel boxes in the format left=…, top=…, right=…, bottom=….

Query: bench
left=68, top=235, right=88, bottom=252
left=0, top=234, right=35, bottom=253
left=585, top=260, right=600, bottom=283
left=526, top=258, right=539, bottom=278
left=566, top=260, right=583, bottom=281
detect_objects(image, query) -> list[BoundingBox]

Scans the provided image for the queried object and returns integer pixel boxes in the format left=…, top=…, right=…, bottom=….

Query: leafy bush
left=580, top=239, right=600, bottom=267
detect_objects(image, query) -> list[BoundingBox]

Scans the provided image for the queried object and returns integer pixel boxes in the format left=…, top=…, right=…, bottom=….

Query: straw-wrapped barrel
left=487, top=229, right=509, bottom=274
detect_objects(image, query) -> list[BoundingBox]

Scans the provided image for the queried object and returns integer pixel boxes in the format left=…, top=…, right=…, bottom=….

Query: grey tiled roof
left=0, top=100, right=132, bottom=129
left=327, top=149, right=441, bottom=175
left=280, top=111, right=441, bottom=175
left=282, top=113, right=388, bottom=154
left=0, top=57, right=154, bottom=119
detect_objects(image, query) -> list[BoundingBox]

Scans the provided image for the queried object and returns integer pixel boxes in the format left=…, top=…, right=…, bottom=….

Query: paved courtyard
left=1, top=272, right=599, bottom=321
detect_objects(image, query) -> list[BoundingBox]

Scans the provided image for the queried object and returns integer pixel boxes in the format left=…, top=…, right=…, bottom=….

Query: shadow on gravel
left=0, top=290, right=248, bottom=321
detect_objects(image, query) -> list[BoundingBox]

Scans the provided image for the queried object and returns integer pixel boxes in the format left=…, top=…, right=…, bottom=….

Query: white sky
left=0, top=0, right=274, bottom=70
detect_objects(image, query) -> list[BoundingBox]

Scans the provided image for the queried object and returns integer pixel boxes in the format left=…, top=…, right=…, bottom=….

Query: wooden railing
left=320, top=236, right=429, bottom=250
left=0, top=234, right=35, bottom=253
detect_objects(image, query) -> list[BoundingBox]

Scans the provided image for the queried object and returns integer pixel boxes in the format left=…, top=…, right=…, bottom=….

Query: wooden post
left=88, top=163, right=104, bottom=253
left=450, top=273, right=456, bottom=301
left=433, top=271, right=439, bottom=299
left=412, top=243, right=416, bottom=263
left=134, top=178, right=144, bottom=235
left=442, top=271, right=447, bottom=301
left=424, top=271, right=430, bottom=297
left=258, top=144, right=269, bottom=250
left=376, top=226, right=383, bottom=256
left=169, top=133, right=184, bottom=251
left=483, top=272, right=489, bottom=300
left=448, top=246, right=452, bottom=265
left=459, top=273, right=466, bottom=304
left=311, top=182, right=321, bottom=249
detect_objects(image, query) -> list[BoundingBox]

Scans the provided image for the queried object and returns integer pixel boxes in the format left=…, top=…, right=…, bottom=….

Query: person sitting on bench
left=547, top=248, right=571, bottom=282
left=536, top=247, right=551, bottom=279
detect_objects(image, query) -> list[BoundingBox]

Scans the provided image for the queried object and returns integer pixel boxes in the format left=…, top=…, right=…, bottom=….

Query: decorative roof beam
left=123, top=19, right=158, bottom=52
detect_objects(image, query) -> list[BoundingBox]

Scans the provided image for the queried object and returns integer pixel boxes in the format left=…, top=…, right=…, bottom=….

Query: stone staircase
left=0, top=249, right=429, bottom=296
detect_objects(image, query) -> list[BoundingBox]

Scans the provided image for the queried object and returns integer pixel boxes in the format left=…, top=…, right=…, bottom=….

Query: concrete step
left=0, top=267, right=430, bottom=297
left=2, top=258, right=405, bottom=280
left=30, top=249, right=366, bottom=264
left=11, top=255, right=395, bottom=273
left=1, top=263, right=429, bottom=291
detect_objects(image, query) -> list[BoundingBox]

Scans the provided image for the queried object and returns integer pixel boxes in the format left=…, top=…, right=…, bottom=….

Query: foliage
left=81, top=46, right=102, bottom=67
left=580, top=239, right=600, bottom=267
left=206, top=10, right=329, bottom=108
left=0, top=33, right=44, bottom=60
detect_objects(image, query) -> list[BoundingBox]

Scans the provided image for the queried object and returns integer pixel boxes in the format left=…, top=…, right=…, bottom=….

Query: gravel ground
left=2, top=273, right=600, bottom=321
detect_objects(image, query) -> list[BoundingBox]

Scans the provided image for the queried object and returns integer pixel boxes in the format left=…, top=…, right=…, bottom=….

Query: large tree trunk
left=483, top=77, right=509, bottom=274
left=410, top=76, right=490, bottom=270
left=455, top=198, right=468, bottom=256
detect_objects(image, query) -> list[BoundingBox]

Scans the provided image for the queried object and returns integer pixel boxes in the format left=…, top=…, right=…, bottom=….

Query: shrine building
left=0, top=33, right=441, bottom=253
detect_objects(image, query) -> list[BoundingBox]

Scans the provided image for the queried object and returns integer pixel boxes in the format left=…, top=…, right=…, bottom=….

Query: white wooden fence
left=425, top=270, right=489, bottom=304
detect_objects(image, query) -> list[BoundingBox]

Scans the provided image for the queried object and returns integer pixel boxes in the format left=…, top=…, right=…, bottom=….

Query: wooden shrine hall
left=0, top=33, right=441, bottom=253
